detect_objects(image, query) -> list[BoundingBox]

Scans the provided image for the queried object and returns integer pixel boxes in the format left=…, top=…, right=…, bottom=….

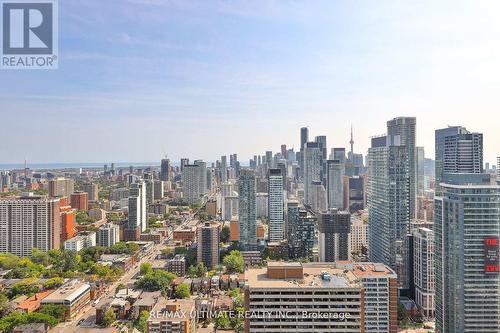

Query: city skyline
left=2, top=1, right=500, bottom=163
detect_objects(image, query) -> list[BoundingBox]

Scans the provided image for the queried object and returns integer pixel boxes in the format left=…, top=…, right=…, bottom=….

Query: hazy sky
left=1, top=0, right=500, bottom=164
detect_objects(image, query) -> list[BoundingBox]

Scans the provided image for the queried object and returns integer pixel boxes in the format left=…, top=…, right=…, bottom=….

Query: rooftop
left=41, top=280, right=90, bottom=303
left=148, top=298, right=195, bottom=323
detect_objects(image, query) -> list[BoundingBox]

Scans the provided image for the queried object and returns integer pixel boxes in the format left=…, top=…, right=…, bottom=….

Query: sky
left=1, top=0, right=500, bottom=165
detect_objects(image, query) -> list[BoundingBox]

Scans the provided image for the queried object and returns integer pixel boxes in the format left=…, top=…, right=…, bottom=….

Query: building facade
left=268, top=169, right=284, bottom=242
left=318, top=209, right=351, bottom=262
left=196, top=221, right=220, bottom=271
left=238, top=169, right=257, bottom=250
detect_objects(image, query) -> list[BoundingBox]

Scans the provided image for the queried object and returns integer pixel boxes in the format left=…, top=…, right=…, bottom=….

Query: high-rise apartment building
left=194, top=160, right=207, bottom=195
left=160, top=158, right=172, bottom=181
left=196, top=221, right=220, bottom=271
left=303, top=142, right=321, bottom=207
left=0, top=194, right=61, bottom=256
left=497, top=156, right=500, bottom=184
left=349, top=215, right=368, bottom=255
left=326, top=159, right=344, bottom=209
left=416, top=146, right=425, bottom=197
left=318, top=209, right=351, bottom=261
left=435, top=126, right=483, bottom=194
left=182, top=164, right=202, bottom=204
left=96, top=223, right=120, bottom=247
left=64, top=232, right=96, bottom=251
left=368, top=134, right=410, bottom=288
left=435, top=174, right=500, bottom=332
left=267, top=169, right=284, bottom=242
left=287, top=204, right=315, bottom=260
left=238, top=169, right=257, bottom=250
left=70, top=192, right=88, bottom=211
left=48, top=178, right=74, bottom=197
left=387, top=117, right=416, bottom=219
left=127, top=181, right=147, bottom=236
left=81, top=182, right=99, bottom=202
left=413, top=227, right=434, bottom=319
left=220, top=155, right=228, bottom=183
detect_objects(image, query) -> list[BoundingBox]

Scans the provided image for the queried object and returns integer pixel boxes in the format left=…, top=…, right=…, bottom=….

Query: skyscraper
left=315, top=135, right=327, bottom=184
left=48, top=178, right=75, bottom=197
left=299, top=127, right=309, bottom=178
left=220, top=155, right=228, bottom=183
left=413, top=227, right=434, bottom=319
left=368, top=135, right=410, bottom=287
left=303, top=142, right=321, bottom=207
left=435, top=174, right=500, bottom=332
left=194, top=160, right=207, bottom=195
left=182, top=164, right=202, bottom=204
left=416, top=146, right=425, bottom=197
left=497, top=156, right=500, bottom=184
left=180, top=158, right=189, bottom=172
left=267, top=169, right=284, bottom=242
left=287, top=203, right=315, bottom=260
left=128, top=180, right=147, bottom=234
left=0, top=194, right=61, bottom=257
left=435, top=126, right=483, bottom=194
left=197, top=221, right=220, bottom=271
left=96, top=223, right=120, bottom=247
left=160, top=158, right=171, bottom=181
left=81, top=182, right=99, bottom=202
left=326, top=159, right=344, bottom=209
left=387, top=116, right=416, bottom=219
left=238, top=169, right=257, bottom=250
left=318, top=209, right=351, bottom=262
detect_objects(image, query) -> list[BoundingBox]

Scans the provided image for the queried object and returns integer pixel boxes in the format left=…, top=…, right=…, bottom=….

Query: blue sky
left=1, top=0, right=500, bottom=164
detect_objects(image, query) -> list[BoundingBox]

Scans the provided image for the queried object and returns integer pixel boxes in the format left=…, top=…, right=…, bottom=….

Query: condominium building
left=0, top=194, right=61, bottom=257
left=310, top=180, right=327, bottom=213
left=70, top=192, right=88, bottom=211
left=96, top=223, right=120, bottom=247
left=238, top=169, right=257, bottom=250
left=497, top=156, right=500, bottom=184
left=182, top=164, right=204, bottom=204
left=413, top=227, right=434, bottom=319
left=286, top=203, right=315, bottom=260
left=387, top=117, right=416, bottom=219
left=303, top=142, right=322, bottom=207
left=318, top=209, right=351, bottom=262
left=326, top=159, right=344, bottom=209
left=435, top=175, right=500, bottom=332
left=255, top=193, right=268, bottom=218
left=196, top=221, right=220, bottom=271
left=48, top=178, right=74, bottom=198
left=435, top=126, right=483, bottom=194
left=81, top=182, right=99, bottom=201
left=368, top=134, right=410, bottom=288
left=166, top=254, right=186, bottom=277
left=127, top=180, right=147, bottom=237
left=349, top=215, right=368, bottom=255
left=268, top=168, right=284, bottom=242
left=160, top=158, right=172, bottom=182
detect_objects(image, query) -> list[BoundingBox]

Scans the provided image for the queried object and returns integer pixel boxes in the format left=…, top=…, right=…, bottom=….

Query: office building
left=326, top=159, right=344, bottom=209
left=435, top=126, right=483, bottom=194
left=0, top=194, right=61, bottom=257
left=318, top=209, right=351, bottom=262
left=413, top=227, right=434, bottom=319
left=48, top=178, right=74, bottom=197
left=435, top=175, right=500, bottom=332
left=70, top=192, right=88, bottom=211
left=81, top=182, right=99, bottom=202
left=244, top=262, right=398, bottom=333
left=368, top=134, right=410, bottom=288
left=96, top=223, right=120, bottom=247
left=267, top=169, right=284, bottom=242
left=196, top=221, right=220, bottom=271
left=303, top=142, right=321, bottom=206
left=238, top=169, right=257, bottom=250
left=287, top=204, right=315, bottom=260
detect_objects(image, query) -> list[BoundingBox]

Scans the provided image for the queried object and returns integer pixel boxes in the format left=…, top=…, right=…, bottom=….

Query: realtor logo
left=1, top=0, right=58, bottom=69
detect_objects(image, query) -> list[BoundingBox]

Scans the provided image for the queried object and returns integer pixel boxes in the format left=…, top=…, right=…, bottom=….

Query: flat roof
left=41, top=281, right=90, bottom=303
left=148, top=298, right=195, bottom=322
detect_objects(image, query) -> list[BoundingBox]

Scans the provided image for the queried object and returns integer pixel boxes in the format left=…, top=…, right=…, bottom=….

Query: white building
left=326, top=159, right=344, bottom=209
left=350, top=216, right=368, bottom=254
left=96, top=223, right=120, bottom=247
left=128, top=181, right=147, bottom=232
left=268, top=169, right=284, bottom=242
left=413, top=227, right=435, bottom=319
left=64, top=232, right=96, bottom=252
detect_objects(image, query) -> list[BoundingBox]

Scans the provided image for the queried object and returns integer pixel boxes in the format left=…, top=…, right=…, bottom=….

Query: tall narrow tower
left=349, top=125, right=354, bottom=157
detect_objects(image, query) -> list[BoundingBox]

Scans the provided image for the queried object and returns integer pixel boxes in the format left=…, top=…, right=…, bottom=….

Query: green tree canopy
left=174, top=283, right=191, bottom=299
left=223, top=250, right=244, bottom=273
left=101, top=308, right=116, bottom=327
